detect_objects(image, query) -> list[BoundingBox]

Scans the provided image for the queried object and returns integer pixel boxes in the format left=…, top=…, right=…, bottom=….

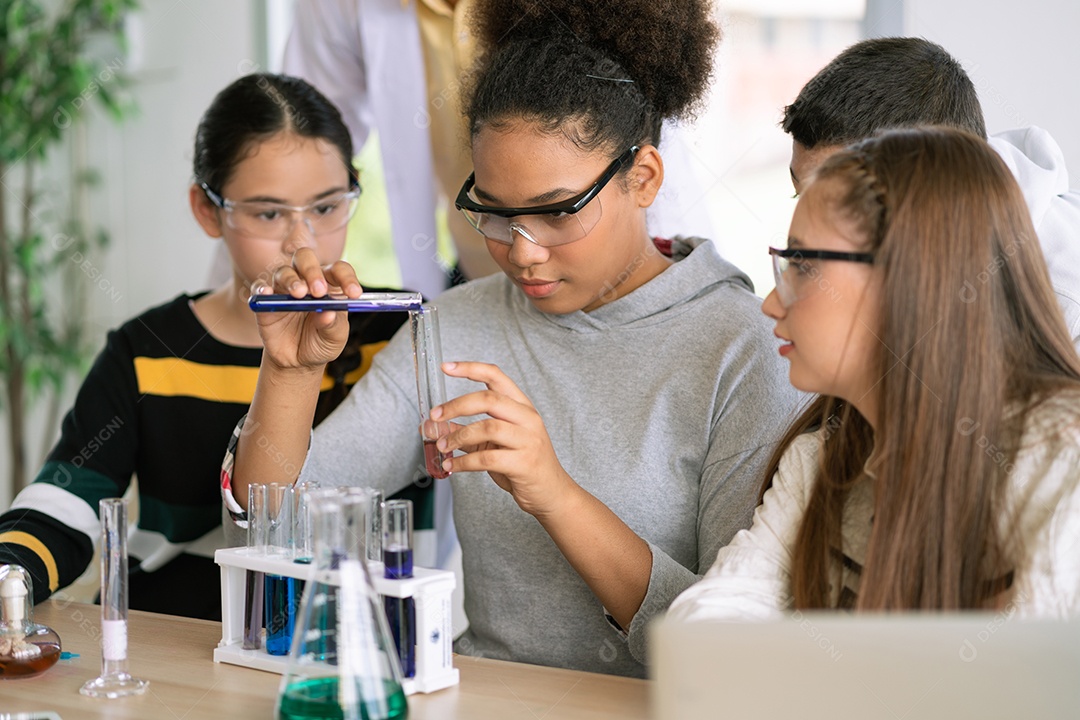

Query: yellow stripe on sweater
left=134, top=357, right=260, bottom=404
left=134, top=341, right=389, bottom=402
left=0, top=531, right=60, bottom=592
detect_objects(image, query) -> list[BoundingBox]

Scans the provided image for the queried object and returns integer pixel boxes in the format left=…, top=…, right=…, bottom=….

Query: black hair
left=465, top=0, right=719, bottom=162
left=781, top=37, right=987, bottom=149
left=193, top=73, right=356, bottom=192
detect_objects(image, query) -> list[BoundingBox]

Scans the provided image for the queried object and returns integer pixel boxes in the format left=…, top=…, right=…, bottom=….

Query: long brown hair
left=763, top=127, right=1080, bottom=610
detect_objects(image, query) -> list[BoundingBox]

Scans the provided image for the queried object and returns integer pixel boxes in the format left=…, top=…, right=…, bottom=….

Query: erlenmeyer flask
left=277, top=489, right=408, bottom=720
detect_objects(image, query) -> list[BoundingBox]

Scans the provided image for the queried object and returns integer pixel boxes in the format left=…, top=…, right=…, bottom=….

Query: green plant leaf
left=1, top=0, right=140, bottom=490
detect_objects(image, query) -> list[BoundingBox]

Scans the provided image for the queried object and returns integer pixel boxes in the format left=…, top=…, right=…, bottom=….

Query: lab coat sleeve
left=283, top=0, right=371, bottom=150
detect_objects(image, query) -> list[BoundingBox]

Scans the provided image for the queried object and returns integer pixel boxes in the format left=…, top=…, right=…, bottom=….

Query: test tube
left=383, top=499, right=416, bottom=678
left=79, top=498, right=149, bottom=698
left=293, top=481, right=320, bottom=564
left=265, top=484, right=297, bottom=656
left=249, top=291, right=424, bottom=313
left=334, top=487, right=384, bottom=563
left=243, top=483, right=268, bottom=651
left=291, top=482, right=319, bottom=626
left=366, top=489, right=384, bottom=563
left=411, top=305, right=451, bottom=479
left=266, top=483, right=294, bottom=557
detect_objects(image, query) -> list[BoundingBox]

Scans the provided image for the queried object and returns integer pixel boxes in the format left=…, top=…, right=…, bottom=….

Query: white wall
left=0, top=1, right=260, bottom=505
left=901, top=0, right=1080, bottom=173
left=96, top=1, right=260, bottom=324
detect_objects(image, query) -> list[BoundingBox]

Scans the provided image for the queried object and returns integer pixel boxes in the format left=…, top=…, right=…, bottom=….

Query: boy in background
left=781, top=37, right=1080, bottom=347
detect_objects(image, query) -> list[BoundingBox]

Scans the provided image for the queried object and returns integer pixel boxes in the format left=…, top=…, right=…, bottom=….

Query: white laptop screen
left=650, top=614, right=1080, bottom=720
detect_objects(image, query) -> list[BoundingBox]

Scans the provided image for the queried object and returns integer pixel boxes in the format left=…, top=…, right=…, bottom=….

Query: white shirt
left=669, top=390, right=1080, bottom=622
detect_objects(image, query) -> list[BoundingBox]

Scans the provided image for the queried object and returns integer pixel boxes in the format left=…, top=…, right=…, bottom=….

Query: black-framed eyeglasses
left=201, top=178, right=361, bottom=241
left=454, top=146, right=640, bottom=247
left=769, top=246, right=875, bottom=306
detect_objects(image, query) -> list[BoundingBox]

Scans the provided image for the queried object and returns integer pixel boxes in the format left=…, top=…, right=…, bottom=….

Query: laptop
left=650, top=613, right=1080, bottom=719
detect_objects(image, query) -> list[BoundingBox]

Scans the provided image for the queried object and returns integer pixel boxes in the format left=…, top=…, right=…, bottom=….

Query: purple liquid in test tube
left=243, top=484, right=267, bottom=651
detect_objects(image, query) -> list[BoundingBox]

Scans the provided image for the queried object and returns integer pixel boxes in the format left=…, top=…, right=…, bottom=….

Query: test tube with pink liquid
left=411, top=306, right=451, bottom=479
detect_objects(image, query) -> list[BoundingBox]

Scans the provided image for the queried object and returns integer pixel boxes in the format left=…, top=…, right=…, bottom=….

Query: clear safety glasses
left=454, top=146, right=639, bottom=247
left=201, top=182, right=361, bottom=241
left=770, top=246, right=875, bottom=306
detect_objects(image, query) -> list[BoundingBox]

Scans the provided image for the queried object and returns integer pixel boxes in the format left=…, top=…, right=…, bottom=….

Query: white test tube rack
left=213, top=546, right=459, bottom=695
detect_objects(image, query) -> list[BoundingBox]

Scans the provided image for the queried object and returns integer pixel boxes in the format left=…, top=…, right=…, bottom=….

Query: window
left=688, top=1, right=866, bottom=296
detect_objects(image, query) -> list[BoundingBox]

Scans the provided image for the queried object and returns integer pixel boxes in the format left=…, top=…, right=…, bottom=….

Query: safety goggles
left=202, top=180, right=361, bottom=241
left=454, top=146, right=639, bottom=247
left=770, top=246, right=875, bottom=306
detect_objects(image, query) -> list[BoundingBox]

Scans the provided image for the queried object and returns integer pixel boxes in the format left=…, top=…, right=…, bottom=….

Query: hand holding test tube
left=248, top=292, right=423, bottom=313
left=244, top=254, right=380, bottom=374
left=251, top=282, right=453, bottom=480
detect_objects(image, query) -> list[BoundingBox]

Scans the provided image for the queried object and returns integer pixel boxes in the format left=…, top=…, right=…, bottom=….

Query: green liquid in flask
left=278, top=677, right=409, bottom=720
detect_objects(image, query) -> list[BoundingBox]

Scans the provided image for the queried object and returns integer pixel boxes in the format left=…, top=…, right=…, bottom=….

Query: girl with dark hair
left=670, top=127, right=1080, bottom=621
left=224, top=2, right=800, bottom=676
left=0, top=74, right=411, bottom=620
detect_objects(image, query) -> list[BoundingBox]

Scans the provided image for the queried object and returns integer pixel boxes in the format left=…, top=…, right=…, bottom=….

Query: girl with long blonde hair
left=672, top=126, right=1080, bottom=619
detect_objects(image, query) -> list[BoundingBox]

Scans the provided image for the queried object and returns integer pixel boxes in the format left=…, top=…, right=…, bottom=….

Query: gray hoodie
left=990, top=126, right=1080, bottom=347
left=296, top=238, right=802, bottom=677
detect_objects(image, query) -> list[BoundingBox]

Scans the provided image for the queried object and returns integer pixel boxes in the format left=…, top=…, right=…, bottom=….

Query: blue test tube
left=383, top=499, right=416, bottom=678
left=264, top=484, right=296, bottom=656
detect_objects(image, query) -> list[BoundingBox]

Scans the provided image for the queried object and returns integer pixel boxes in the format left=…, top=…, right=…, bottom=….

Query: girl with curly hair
left=224, top=0, right=801, bottom=675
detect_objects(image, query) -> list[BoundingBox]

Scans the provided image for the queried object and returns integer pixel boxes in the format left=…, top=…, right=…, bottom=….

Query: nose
left=506, top=223, right=548, bottom=268
left=282, top=213, right=316, bottom=255
left=761, top=287, right=786, bottom=320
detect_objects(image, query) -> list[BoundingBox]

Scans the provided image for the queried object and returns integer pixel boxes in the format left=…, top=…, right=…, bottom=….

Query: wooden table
left=1, top=601, right=649, bottom=719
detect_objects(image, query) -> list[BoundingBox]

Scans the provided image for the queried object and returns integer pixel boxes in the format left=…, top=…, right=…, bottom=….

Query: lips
left=516, top=277, right=561, bottom=298
left=774, top=331, right=794, bottom=357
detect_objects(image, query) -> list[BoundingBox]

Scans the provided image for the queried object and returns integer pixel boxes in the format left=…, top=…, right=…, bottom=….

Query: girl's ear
left=190, top=184, right=224, bottom=238
left=629, top=145, right=664, bottom=209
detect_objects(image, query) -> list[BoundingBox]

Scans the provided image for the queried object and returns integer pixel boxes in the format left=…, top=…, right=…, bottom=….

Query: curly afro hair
left=465, top=0, right=720, bottom=156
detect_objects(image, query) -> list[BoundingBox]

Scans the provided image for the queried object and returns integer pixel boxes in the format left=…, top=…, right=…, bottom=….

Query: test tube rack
left=213, top=547, right=459, bottom=695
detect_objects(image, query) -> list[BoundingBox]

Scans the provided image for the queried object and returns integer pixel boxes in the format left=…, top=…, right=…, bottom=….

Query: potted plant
left=1, top=0, right=137, bottom=494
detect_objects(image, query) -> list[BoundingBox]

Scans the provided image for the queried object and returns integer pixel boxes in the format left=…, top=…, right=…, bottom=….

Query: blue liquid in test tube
left=264, top=484, right=296, bottom=656
left=265, top=575, right=297, bottom=656
left=383, top=500, right=416, bottom=678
